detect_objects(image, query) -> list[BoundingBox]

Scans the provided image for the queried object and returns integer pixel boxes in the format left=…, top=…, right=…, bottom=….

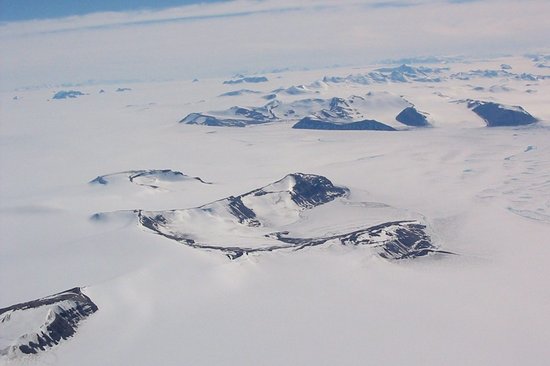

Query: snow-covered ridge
left=179, top=92, right=420, bottom=130
left=450, top=69, right=548, bottom=82
left=223, top=76, right=268, bottom=85
left=133, top=173, right=350, bottom=253
left=0, top=288, right=98, bottom=358
left=271, top=80, right=329, bottom=95
left=323, top=64, right=447, bottom=85
left=90, top=169, right=210, bottom=189
left=218, top=89, right=261, bottom=97
left=98, top=173, right=450, bottom=260
left=323, top=64, right=549, bottom=85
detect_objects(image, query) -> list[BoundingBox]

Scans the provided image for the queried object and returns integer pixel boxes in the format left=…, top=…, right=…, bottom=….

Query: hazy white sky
left=1, top=0, right=549, bottom=90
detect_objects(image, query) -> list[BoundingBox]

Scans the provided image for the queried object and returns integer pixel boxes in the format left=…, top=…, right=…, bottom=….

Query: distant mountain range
left=181, top=91, right=538, bottom=129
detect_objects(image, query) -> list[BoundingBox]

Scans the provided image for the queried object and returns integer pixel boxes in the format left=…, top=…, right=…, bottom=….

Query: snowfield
left=1, top=55, right=550, bottom=365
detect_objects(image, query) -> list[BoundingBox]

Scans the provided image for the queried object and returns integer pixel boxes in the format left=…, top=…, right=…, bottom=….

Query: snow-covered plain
left=1, top=55, right=550, bottom=365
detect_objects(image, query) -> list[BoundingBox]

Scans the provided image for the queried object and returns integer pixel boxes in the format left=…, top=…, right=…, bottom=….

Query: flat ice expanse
left=1, top=55, right=550, bottom=365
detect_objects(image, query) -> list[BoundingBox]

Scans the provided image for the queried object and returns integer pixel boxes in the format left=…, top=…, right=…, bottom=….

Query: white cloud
left=1, top=0, right=549, bottom=89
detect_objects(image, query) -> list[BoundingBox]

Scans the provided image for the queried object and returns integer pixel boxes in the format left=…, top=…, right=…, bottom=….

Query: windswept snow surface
left=1, top=55, right=550, bottom=366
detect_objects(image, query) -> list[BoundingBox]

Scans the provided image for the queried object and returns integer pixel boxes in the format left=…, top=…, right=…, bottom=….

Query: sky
left=0, top=1, right=228, bottom=22
left=1, top=0, right=549, bottom=90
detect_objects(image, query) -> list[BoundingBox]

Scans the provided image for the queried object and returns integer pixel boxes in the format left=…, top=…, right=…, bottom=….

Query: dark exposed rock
left=233, top=106, right=274, bottom=120
left=275, top=220, right=448, bottom=260
left=278, top=173, right=348, bottom=208
left=467, top=100, right=538, bottom=127
left=90, top=176, right=108, bottom=185
left=293, top=117, right=396, bottom=131
left=395, top=106, right=430, bottom=127
left=221, top=172, right=348, bottom=220
left=314, top=97, right=358, bottom=120
left=52, top=90, right=85, bottom=99
left=226, top=196, right=261, bottom=227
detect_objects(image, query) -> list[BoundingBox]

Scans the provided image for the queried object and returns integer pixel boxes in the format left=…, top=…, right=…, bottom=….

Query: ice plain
left=1, top=55, right=550, bottom=365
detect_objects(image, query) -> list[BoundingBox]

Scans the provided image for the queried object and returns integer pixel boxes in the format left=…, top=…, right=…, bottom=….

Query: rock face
left=467, top=100, right=538, bottom=127
left=126, top=173, right=447, bottom=260
left=255, top=173, right=349, bottom=209
left=0, top=288, right=98, bottom=357
left=273, top=220, right=440, bottom=260
left=395, top=107, right=430, bottom=127
left=52, top=90, right=85, bottom=99
left=292, top=117, right=396, bottom=131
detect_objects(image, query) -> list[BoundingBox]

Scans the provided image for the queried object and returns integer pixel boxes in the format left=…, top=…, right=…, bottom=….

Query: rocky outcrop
left=293, top=117, right=396, bottom=131
left=395, top=107, right=430, bottom=127
left=467, top=100, right=538, bottom=127
left=0, top=288, right=98, bottom=357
